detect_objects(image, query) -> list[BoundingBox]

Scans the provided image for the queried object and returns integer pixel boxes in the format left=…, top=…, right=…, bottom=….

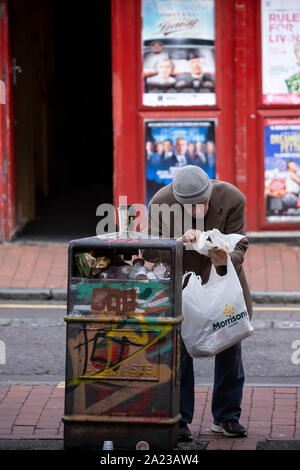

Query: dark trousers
left=180, top=340, right=244, bottom=424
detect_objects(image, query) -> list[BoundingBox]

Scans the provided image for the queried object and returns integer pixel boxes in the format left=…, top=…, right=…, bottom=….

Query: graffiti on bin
left=65, top=322, right=177, bottom=416
left=65, top=280, right=179, bottom=418
left=67, top=320, right=174, bottom=387
left=71, top=280, right=172, bottom=316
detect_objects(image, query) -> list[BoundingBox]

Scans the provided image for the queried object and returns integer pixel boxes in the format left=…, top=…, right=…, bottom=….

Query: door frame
left=0, top=0, right=17, bottom=241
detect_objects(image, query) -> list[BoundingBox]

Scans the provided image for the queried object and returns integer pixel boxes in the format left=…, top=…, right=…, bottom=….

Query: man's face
left=158, top=60, right=172, bottom=79
left=187, top=142, right=195, bottom=154
left=156, top=142, right=164, bottom=154
left=288, top=161, right=299, bottom=173
left=196, top=142, right=204, bottom=153
left=189, top=57, right=203, bottom=75
left=146, top=141, right=153, bottom=152
left=175, top=139, right=187, bottom=155
left=184, top=200, right=210, bottom=219
left=164, top=140, right=173, bottom=152
left=206, top=141, right=215, bottom=155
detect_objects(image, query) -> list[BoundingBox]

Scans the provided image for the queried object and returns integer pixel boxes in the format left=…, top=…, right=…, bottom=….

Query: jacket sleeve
left=224, top=197, right=249, bottom=274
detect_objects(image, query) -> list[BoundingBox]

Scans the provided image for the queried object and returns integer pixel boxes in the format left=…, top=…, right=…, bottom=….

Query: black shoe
left=178, top=422, right=193, bottom=442
left=211, top=420, right=247, bottom=437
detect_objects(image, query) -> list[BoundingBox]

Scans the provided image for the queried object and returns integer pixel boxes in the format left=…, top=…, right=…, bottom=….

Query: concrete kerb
left=0, top=439, right=208, bottom=451
left=0, top=439, right=65, bottom=451
left=247, top=232, right=300, bottom=245
left=1, top=437, right=300, bottom=451
left=0, top=288, right=67, bottom=301
left=251, top=291, right=300, bottom=304
left=0, top=288, right=299, bottom=304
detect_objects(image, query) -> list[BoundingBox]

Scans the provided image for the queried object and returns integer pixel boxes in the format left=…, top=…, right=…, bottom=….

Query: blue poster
left=145, top=119, right=216, bottom=204
left=264, top=118, right=300, bottom=222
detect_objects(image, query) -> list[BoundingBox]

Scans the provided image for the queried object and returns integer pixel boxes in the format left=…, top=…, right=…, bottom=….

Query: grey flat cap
left=172, top=165, right=212, bottom=204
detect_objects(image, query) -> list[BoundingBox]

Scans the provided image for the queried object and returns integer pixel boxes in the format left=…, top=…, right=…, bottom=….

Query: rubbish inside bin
left=129, top=264, right=149, bottom=280
left=102, top=261, right=170, bottom=280
left=105, top=264, right=132, bottom=279
left=75, top=253, right=110, bottom=278
left=132, top=258, right=145, bottom=266
left=75, top=251, right=171, bottom=281
left=152, top=262, right=171, bottom=280
left=104, top=260, right=171, bottom=280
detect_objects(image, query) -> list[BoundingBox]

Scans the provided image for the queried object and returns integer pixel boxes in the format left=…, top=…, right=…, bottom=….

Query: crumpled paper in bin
left=75, top=253, right=110, bottom=277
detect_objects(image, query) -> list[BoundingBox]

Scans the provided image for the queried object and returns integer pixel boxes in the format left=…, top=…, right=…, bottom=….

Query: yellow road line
left=254, top=306, right=300, bottom=311
left=0, top=304, right=299, bottom=312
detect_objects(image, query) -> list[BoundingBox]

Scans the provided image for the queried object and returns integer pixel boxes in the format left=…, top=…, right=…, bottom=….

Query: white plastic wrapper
left=190, top=228, right=246, bottom=256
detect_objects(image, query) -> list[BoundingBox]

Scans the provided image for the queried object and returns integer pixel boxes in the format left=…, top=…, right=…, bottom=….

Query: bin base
left=63, top=417, right=180, bottom=450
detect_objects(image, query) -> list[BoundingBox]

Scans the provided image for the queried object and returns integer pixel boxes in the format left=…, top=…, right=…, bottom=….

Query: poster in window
left=264, top=118, right=300, bottom=222
left=142, top=0, right=215, bottom=107
left=262, top=0, right=300, bottom=105
left=145, top=119, right=216, bottom=204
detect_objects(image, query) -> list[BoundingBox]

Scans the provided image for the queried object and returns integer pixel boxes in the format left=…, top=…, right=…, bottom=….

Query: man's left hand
left=208, top=248, right=227, bottom=267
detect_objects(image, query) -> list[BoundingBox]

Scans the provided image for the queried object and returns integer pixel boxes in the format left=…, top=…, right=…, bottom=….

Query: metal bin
left=63, top=235, right=183, bottom=450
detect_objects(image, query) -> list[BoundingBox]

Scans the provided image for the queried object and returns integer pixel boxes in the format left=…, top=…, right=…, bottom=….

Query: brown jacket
left=146, top=179, right=253, bottom=319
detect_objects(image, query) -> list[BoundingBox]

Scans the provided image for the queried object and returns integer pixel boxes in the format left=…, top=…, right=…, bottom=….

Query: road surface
left=0, top=301, right=299, bottom=386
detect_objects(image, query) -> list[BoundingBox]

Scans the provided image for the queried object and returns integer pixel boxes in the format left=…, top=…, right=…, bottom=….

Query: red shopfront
left=111, top=0, right=300, bottom=233
left=1, top=0, right=300, bottom=241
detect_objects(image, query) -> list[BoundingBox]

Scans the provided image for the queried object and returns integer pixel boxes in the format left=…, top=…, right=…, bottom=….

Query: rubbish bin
left=63, top=234, right=183, bottom=450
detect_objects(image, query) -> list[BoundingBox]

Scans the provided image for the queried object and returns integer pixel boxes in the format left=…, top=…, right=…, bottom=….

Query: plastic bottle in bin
left=102, top=264, right=132, bottom=279
left=129, top=258, right=149, bottom=280
left=152, top=262, right=171, bottom=280
left=116, top=265, right=132, bottom=279
left=99, top=257, right=170, bottom=281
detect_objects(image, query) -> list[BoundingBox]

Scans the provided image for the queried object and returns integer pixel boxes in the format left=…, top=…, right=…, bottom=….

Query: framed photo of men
left=145, top=119, right=216, bottom=204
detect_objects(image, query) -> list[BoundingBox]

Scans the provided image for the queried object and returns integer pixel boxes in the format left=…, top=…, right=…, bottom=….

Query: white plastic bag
left=181, top=255, right=254, bottom=357
left=191, top=228, right=246, bottom=256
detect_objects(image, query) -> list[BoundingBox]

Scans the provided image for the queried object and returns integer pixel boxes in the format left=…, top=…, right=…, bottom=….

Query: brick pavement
left=0, top=383, right=299, bottom=450
left=0, top=244, right=67, bottom=290
left=0, top=242, right=299, bottom=291
left=192, top=385, right=300, bottom=450
left=0, top=383, right=64, bottom=440
left=244, top=244, right=300, bottom=292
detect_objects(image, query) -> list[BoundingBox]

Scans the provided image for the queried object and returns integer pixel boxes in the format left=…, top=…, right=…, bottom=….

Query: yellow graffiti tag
left=69, top=320, right=173, bottom=386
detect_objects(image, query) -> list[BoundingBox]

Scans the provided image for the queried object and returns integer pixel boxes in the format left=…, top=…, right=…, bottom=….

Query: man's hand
left=208, top=248, right=227, bottom=266
left=178, top=229, right=202, bottom=243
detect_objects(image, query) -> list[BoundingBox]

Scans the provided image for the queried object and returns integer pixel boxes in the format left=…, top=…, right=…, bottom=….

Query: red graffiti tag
left=91, top=287, right=137, bottom=314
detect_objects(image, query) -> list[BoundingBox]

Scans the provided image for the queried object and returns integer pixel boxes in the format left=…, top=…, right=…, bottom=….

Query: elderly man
left=146, top=165, right=252, bottom=441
